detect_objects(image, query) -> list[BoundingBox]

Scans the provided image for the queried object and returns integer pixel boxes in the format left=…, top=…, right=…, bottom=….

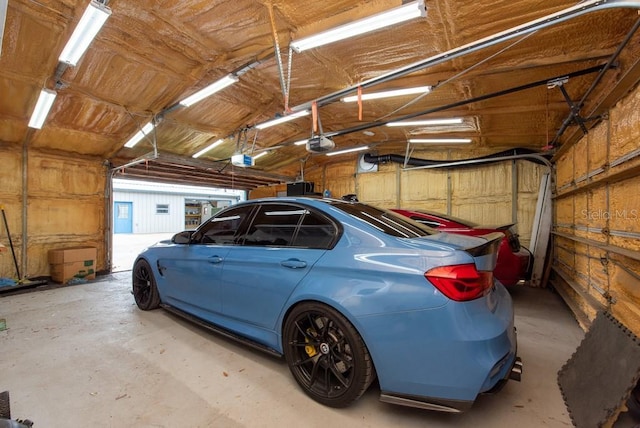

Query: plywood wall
left=552, top=82, right=640, bottom=336
left=0, top=146, right=107, bottom=280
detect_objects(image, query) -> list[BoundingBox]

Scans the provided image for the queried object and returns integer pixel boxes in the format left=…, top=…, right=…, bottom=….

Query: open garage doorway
left=111, top=179, right=245, bottom=272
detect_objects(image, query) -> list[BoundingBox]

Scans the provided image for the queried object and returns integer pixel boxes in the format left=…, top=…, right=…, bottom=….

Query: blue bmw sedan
left=132, top=197, right=520, bottom=412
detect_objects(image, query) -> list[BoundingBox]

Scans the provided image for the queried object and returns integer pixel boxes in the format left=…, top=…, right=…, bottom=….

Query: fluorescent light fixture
left=255, top=110, right=310, bottom=130
left=0, top=0, right=8, bottom=57
left=58, top=0, right=111, bottom=66
left=124, top=121, right=154, bottom=148
left=179, top=75, right=239, bottom=107
left=387, top=118, right=464, bottom=127
left=409, top=138, right=472, bottom=144
left=342, top=86, right=431, bottom=103
left=293, top=139, right=309, bottom=146
left=28, top=89, right=57, bottom=129
left=290, top=0, right=425, bottom=53
left=253, top=151, right=268, bottom=160
left=326, top=145, right=370, bottom=156
left=192, top=139, right=224, bottom=158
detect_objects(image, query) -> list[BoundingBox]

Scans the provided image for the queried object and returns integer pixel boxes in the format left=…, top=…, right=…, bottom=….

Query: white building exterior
left=113, top=179, right=246, bottom=234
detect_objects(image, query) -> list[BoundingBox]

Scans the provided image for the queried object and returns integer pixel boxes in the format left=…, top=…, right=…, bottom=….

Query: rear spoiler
left=473, top=223, right=515, bottom=231
left=464, top=232, right=504, bottom=257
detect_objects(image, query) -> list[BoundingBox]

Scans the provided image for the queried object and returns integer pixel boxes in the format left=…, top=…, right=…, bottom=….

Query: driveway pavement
left=112, top=233, right=174, bottom=272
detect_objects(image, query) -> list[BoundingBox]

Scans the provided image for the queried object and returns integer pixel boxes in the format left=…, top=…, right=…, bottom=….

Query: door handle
left=281, top=259, right=307, bottom=269
left=208, top=256, right=223, bottom=264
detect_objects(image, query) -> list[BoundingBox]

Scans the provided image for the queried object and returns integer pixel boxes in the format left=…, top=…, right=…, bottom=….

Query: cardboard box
left=49, top=247, right=97, bottom=283
left=48, top=246, right=96, bottom=264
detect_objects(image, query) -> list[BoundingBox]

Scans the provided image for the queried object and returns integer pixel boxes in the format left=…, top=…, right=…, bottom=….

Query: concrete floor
left=3, top=274, right=619, bottom=428
left=4, top=230, right=640, bottom=428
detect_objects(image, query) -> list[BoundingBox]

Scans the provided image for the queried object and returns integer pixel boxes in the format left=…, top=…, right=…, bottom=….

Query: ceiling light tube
left=28, top=89, right=57, bottom=129
left=387, top=118, right=464, bottom=126
left=253, top=151, right=268, bottom=160
left=58, top=0, right=112, bottom=66
left=342, top=86, right=431, bottom=103
left=192, top=139, right=224, bottom=158
left=293, top=139, right=309, bottom=146
left=326, top=145, right=370, bottom=156
left=290, top=0, right=426, bottom=53
left=179, top=75, right=239, bottom=107
left=124, top=121, right=155, bottom=148
left=255, top=110, right=310, bottom=130
left=409, top=138, right=472, bottom=144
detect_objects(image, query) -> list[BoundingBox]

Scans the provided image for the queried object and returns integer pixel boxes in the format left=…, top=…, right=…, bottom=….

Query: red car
left=392, top=209, right=531, bottom=287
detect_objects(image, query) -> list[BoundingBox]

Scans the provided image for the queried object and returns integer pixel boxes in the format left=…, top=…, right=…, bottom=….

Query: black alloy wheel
left=283, top=302, right=374, bottom=408
left=132, top=259, right=160, bottom=310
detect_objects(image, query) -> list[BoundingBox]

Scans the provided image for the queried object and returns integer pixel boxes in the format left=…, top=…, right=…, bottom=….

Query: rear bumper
left=483, top=353, right=523, bottom=395
left=379, top=354, right=523, bottom=413
left=361, top=282, right=517, bottom=411
left=495, top=247, right=532, bottom=286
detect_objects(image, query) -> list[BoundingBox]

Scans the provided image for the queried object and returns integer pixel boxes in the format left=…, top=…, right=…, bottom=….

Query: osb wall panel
left=574, top=138, right=588, bottom=182
left=400, top=169, right=448, bottom=205
left=574, top=192, right=589, bottom=239
left=556, top=235, right=576, bottom=268
left=588, top=123, right=608, bottom=172
left=556, top=149, right=574, bottom=189
left=0, top=146, right=22, bottom=193
left=555, top=196, right=574, bottom=235
left=608, top=178, right=640, bottom=252
left=248, top=185, right=281, bottom=199
left=609, top=85, right=640, bottom=172
left=303, top=170, right=323, bottom=191
left=28, top=152, right=107, bottom=278
left=0, top=147, right=22, bottom=278
left=553, top=82, right=640, bottom=337
left=452, top=163, right=512, bottom=226
left=0, top=150, right=107, bottom=279
left=588, top=246, right=610, bottom=308
left=358, top=170, right=397, bottom=208
left=587, top=187, right=608, bottom=243
left=608, top=255, right=640, bottom=334
left=324, top=160, right=356, bottom=199
left=517, top=194, right=537, bottom=248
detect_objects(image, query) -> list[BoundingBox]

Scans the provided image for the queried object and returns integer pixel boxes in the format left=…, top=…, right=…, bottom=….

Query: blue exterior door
left=114, top=201, right=133, bottom=233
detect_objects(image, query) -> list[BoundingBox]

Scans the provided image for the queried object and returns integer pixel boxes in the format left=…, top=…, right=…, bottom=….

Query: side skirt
left=379, top=392, right=473, bottom=413
left=160, top=303, right=283, bottom=358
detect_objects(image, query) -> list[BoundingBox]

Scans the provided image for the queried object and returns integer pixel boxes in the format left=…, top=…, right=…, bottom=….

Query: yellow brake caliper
left=305, top=328, right=318, bottom=357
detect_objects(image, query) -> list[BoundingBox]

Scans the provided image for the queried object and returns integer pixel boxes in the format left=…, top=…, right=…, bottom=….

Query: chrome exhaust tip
left=509, top=357, right=523, bottom=382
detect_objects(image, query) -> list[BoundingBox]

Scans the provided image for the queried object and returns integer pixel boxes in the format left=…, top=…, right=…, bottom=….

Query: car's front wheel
left=283, top=302, right=374, bottom=408
left=132, top=259, right=160, bottom=310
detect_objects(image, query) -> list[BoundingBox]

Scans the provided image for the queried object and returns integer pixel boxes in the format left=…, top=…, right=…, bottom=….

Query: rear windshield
left=330, top=201, right=437, bottom=238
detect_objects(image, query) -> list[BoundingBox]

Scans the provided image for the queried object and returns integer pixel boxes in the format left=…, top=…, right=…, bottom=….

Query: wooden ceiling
left=2, top=0, right=640, bottom=189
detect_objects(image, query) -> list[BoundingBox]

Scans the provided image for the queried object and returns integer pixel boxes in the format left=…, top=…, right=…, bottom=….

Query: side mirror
left=172, top=230, right=192, bottom=244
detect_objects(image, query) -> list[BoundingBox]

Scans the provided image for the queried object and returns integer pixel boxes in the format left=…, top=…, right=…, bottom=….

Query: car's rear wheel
left=283, top=302, right=374, bottom=408
left=132, top=259, right=160, bottom=310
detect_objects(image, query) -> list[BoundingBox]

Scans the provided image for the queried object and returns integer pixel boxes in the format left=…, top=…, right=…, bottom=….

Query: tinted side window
left=191, top=205, right=254, bottom=245
left=243, top=204, right=303, bottom=247
left=292, top=210, right=336, bottom=249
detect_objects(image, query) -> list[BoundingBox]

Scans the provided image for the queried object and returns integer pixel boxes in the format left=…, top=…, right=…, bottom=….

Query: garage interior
left=1, top=0, right=640, bottom=426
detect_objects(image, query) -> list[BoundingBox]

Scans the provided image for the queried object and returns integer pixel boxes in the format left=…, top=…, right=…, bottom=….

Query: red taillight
left=425, top=263, right=493, bottom=301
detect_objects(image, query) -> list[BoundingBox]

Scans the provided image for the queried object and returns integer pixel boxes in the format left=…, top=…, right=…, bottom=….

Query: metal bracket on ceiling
left=548, top=76, right=590, bottom=135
